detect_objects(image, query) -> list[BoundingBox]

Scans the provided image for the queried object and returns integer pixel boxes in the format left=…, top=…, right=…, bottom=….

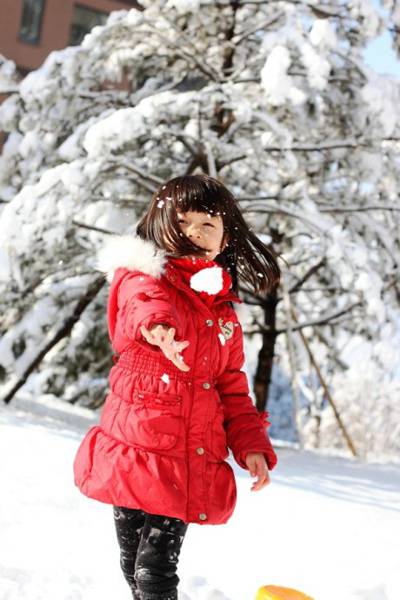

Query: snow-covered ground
left=1, top=395, right=399, bottom=600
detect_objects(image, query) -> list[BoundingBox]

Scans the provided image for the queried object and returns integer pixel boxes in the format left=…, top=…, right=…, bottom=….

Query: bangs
left=166, top=176, right=228, bottom=217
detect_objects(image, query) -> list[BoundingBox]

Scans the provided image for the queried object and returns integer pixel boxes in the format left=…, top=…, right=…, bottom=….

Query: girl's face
left=177, top=210, right=228, bottom=261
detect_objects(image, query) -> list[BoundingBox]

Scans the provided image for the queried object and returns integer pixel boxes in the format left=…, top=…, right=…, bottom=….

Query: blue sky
left=363, top=0, right=400, bottom=79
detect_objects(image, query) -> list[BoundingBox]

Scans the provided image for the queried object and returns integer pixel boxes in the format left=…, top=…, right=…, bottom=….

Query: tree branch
left=2, top=275, right=106, bottom=405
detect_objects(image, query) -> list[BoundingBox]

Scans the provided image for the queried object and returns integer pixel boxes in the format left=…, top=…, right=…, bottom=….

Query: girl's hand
left=140, top=324, right=191, bottom=372
left=245, top=452, right=271, bottom=491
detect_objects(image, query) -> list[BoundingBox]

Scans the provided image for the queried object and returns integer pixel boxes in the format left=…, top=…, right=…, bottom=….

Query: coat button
left=202, top=382, right=210, bottom=389
left=199, top=513, right=207, bottom=520
left=206, top=319, right=213, bottom=326
left=196, top=447, right=205, bottom=455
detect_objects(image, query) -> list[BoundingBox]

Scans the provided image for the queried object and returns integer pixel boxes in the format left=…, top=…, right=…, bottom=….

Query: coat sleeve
left=215, top=320, right=278, bottom=471
left=117, top=272, right=181, bottom=344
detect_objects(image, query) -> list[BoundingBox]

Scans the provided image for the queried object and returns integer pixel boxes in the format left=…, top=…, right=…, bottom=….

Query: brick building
left=0, top=0, right=142, bottom=150
left=0, top=0, right=141, bottom=75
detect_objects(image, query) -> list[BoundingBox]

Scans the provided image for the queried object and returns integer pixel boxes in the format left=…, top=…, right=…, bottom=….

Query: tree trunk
left=253, top=286, right=278, bottom=412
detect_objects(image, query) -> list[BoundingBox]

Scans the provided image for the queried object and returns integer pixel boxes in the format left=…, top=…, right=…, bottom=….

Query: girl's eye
left=178, top=219, right=214, bottom=227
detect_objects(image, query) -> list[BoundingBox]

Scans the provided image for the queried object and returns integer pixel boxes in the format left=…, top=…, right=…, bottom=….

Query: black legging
left=113, top=506, right=189, bottom=600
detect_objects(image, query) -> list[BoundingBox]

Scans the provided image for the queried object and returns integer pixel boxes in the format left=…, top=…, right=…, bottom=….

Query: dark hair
left=136, top=174, right=281, bottom=296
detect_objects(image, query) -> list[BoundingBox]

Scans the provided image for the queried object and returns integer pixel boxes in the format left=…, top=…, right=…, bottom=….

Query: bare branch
left=232, top=12, right=283, bottom=45
left=274, top=299, right=364, bottom=335
left=241, top=205, right=327, bottom=233
left=262, top=138, right=400, bottom=152
left=287, top=258, right=326, bottom=295
left=72, top=220, right=116, bottom=236
left=235, top=0, right=351, bottom=19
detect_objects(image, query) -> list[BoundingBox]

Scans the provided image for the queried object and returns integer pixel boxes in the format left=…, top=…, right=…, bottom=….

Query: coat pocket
left=125, top=389, right=183, bottom=451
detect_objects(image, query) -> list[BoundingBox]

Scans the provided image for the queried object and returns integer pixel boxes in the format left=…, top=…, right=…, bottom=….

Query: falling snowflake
left=157, top=200, right=165, bottom=208
left=161, top=373, right=170, bottom=384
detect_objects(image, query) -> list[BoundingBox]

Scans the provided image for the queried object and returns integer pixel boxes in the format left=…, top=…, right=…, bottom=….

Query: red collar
left=168, top=256, right=234, bottom=306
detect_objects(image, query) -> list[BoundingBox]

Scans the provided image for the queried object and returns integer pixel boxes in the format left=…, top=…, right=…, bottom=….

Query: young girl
left=73, top=174, right=281, bottom=600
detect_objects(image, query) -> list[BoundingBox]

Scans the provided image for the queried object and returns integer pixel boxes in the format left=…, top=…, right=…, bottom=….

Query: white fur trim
left=94, top=234, right=168, bottom=283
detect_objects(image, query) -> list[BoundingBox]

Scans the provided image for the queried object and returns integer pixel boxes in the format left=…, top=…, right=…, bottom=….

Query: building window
left=69, top=4, right=108, bottom=46
left=19, top=0, right=46, bottom=45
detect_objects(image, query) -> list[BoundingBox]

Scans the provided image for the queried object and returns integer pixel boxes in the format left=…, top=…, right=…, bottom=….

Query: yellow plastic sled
left=255, top=585, right=315, bottom=600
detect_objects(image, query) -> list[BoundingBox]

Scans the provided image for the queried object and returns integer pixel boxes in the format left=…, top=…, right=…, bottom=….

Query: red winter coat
left=73, top=234, right=278, bottom=525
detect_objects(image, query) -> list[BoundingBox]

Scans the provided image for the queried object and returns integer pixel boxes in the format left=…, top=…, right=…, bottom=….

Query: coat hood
left=94, top=234, right=168, bottom=284
left=94, top=234, right=171, bottom=344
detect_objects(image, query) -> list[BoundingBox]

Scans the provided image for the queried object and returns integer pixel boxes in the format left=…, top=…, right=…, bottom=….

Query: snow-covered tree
left=1, top=0, right=399, bottom=460
left=0, top=54, right=20, bottom=95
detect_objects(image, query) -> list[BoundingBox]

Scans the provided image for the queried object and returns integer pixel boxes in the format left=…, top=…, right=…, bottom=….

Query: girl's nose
left=187, top=224, right=201, bottom=238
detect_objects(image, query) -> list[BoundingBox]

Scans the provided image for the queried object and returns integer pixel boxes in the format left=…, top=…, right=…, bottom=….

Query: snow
left=0, top=54, right=20, bottom=93
left=83, top=106, right=148, bottom=157
left=82, top=89, right=198, bottom=158
left=299, top=41, right=331, bottom=91
left=1, top=396, right=399, bottom=600
left=309, top=20, right=337, bottom=50
left=260, top=45, right=306, bottom=107
left=349, top=0, right=383, bottom=39
left=161, top=373, right=170, bottom=384
left=165, top=0, right=202, bottom=13
left=360, top=73, right=400, bottom=136
left=190, top=266, right=224, bottom=295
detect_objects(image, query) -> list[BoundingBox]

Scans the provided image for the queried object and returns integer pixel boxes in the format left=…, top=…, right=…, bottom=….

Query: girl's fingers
left=140, top=325, right=190, bottom=371
left=141, top=325, right=172, bottom=346
left=174, top=341, right=190, bottom=355
left=164, top=346, right=189, bottom=371
left=172, top=352, right=191, bottom=372
left=159, top=331, right=190, bottom=372
left=177, top=339, right=190, bottom=350
left=251, top=472, right=269, bottom=491
left=168, top=340, right=190, bottom=371
left=140, top=325, right=153, bottom=342
left=250, top=460, right=270, bottom=491
left=166, top=327, right=176, bottom=341
left=141, top=324, right=166, bottom=344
